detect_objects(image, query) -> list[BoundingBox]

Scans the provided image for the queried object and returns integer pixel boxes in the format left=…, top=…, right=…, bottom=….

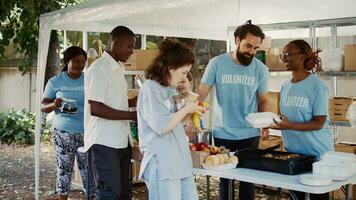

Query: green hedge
left=0, top=110, right=51, bottom=145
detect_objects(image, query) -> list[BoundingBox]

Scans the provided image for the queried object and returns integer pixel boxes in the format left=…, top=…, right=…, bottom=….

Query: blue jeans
left=143, top=155, right=198, bottom=200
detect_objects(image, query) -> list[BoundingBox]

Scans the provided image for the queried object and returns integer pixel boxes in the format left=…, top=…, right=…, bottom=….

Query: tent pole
left=83, top=31, right=88, bottom=51
left=64, top=31, right=68, bottom=50
left=35, top=22, right=51, bottom=200
left=141, top=35, right=146, bottom=50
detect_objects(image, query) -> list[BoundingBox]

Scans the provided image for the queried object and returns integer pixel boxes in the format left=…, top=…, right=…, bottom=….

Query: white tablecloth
left=194, top=168, right=356, bottom=194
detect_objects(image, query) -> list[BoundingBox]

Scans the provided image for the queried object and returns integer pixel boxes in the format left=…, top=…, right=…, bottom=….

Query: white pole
left=35, top=21, right=51, bottom=200
left=63, top=30, right=68, bottom=50
left=141, top=34, right=146, bottom=50
left=83, top=31, right=88, bottom=51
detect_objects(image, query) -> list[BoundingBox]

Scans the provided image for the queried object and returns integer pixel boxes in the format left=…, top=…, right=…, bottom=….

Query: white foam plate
left=299, top=174, right=332, bottom=186
left=245, top=112, right=281, bottom=128
left=201, top=162, right=237, bottom=171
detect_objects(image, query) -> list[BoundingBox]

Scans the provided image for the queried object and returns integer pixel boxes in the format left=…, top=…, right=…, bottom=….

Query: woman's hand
left=184, top=101, right=207, bottom=117
left=270, top=115, right=292, bottom=130
left=41, top=98, right=62, bottom=113
left=53, top=98, right=63, bottom=109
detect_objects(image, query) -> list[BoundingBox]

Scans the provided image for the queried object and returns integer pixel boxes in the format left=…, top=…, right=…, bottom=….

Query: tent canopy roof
left=40, top=0, right=240, bottom=40
left=40, top=0, right=356, bottom=40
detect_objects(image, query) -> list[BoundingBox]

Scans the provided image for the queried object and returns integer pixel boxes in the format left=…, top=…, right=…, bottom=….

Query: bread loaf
left=205, top=155, right=219, bottom=166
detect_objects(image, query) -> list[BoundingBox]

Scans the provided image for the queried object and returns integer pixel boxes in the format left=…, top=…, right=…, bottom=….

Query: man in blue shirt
left=198, top=21, right=270, bottom=200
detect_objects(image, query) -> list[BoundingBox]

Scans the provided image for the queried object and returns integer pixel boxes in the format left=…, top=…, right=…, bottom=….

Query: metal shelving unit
left=270, top=71, right=356, bottom=77
left=331, top=121, right=351, bottom=127
left=258, top=17, right=356, bottom=142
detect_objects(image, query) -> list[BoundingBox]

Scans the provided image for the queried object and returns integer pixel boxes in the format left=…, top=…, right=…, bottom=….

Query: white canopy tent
left=34, top=0, right=356, bottom=199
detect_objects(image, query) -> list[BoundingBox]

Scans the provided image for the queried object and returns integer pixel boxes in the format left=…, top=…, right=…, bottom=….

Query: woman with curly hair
left=270, top=40, right=333, bottom=200
left=137, top=39, right=205, bottom=200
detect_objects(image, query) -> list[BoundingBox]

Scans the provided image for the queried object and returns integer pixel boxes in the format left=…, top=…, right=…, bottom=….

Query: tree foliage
left=0, top=0, right=83, bottom=74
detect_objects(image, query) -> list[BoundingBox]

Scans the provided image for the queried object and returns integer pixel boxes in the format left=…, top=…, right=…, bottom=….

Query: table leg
left=290, top=191, right=298, bottom=200
left=206, top=175, right=210, bottom=200
left=86, top=153, right=90, bottom=200
left=228, top=179, right=233, bottom=200
left=345, top=184, right=350, bottom=200
left=304, top=193, right=310, bottom=200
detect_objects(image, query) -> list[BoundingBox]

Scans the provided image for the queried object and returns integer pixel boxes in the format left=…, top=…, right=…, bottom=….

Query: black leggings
left=214, top=136, right=260, bottom=200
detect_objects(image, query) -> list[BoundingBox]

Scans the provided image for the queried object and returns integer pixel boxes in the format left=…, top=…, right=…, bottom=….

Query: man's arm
left=257, top=92, right=270, bottom=112
left=89, top=100, right=137, bottom=121
left=257, top=92, right=271, bottom=140
left=198, top=83, right=213, bottom=102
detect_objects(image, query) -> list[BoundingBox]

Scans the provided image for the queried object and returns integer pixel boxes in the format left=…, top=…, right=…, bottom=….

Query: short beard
left=236, top=47, right=254, bottom=66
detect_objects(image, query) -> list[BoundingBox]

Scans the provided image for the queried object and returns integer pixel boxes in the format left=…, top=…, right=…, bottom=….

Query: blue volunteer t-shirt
left=43, top=71, right=84, bottom=133
left=201, top=52, right=269, bottom=140
left=280, top=74, right=333, bottom=158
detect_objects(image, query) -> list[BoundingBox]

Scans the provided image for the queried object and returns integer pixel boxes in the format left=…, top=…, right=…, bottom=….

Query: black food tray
left=235, top=148, right=316, bottom=175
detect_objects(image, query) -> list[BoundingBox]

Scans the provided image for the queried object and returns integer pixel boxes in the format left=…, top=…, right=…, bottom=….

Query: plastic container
left=322, top=151, right=356, bottom=163
left=319, top=48, right=344, bottom=71
left=347, top=102, right=356, bottom=128
left=299, top=174, right=332, bottom=186
left=60, top=98, right=77, bottom=114
left=245, top=112, right=281, bottom=128
left=313, top=160, right=354, bottom=181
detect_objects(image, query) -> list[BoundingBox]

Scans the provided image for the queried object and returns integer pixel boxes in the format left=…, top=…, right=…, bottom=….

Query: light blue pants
left=143, top=156, right=198, bottom=200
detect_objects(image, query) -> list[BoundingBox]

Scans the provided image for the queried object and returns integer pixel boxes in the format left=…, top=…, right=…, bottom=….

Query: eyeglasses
left=279, top=52, right=302, bottom=60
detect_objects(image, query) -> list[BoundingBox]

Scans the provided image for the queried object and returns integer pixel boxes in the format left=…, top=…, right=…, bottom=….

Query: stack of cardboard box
left=329, top=97, right=356, bottom=121
left=265, top=48, right=285, bottom=71
left=123, top=49, right=158, bottom=71
left=345, top=44, right=356, bottom=71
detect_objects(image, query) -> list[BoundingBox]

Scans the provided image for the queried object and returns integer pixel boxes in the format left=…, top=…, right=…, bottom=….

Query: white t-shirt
left=84, top=51, right=130, bottom=152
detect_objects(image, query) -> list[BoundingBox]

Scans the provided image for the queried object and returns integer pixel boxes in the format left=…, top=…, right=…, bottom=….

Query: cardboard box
left=334, top=143, right=356, bottom=154
left=329, top=109, right=348, bottom=121
left=124, top=49, right=158, bottom=71
left=131, top=161, right=141, bottom=182
left=329, top=97, right=356, bottom=110
left=259, top=36, right=271, bottom=51
left=268, top=91, right=280, bottom=114
left=191, top=150, right=209, bottom=168
left=258, top=135, right=284, bottom=151
left=332, top=143, right=356, bottom=199
left=344, top=44, right=356, bottom=71
left=265, top=48, right=285, bottom=71
left=331, top=185, right=356, bottom=200
left=132, top=145, right=143, bottom=161
left=128, top=89, right=139, bottom=99
left=329, top=97, right=356, bottom=121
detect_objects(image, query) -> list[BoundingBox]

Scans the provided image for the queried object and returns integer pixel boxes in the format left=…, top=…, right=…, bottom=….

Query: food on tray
left=190, top=142, right=209, bottom=151
left=205, top=154, right=238, bottom=166
left=205, top=155, right=219, bottom=166
left=209, top=146, right=221, bottom=155
left=262, top=153, right=300, bottom=160
left=227, top=156, right=238, bottom=163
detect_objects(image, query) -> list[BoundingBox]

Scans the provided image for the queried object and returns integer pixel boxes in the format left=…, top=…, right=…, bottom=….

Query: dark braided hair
left=288, top=40, right=322, bottom=73
left=62, top=46, right=87, bottom=71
